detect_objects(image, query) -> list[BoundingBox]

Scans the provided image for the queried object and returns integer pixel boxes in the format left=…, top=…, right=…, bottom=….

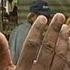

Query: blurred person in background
left=9, top=0, right=51, bottom=64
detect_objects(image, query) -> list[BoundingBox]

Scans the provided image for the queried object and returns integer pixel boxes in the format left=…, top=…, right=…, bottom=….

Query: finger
left=0, top=32, right=13, bottom=70
left=31, top=13, right=65, bottom=70
left=16, top=15, right=48, bottom=70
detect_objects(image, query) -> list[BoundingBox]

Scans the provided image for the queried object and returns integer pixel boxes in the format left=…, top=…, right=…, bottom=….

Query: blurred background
left=0, top=0, right=70, bottom=39
left=18, top=0, right=70, bottom=20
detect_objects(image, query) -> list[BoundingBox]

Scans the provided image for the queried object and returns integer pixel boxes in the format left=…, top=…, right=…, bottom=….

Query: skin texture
left=15, top=15, right=48, bottom=70
left=30, top=13, right=65, bottom=70
left=50, top=25, right=70, bottom=70
left=0, top=13, right=66, bottom=70
left=0, top=32, right=15, bottom=70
